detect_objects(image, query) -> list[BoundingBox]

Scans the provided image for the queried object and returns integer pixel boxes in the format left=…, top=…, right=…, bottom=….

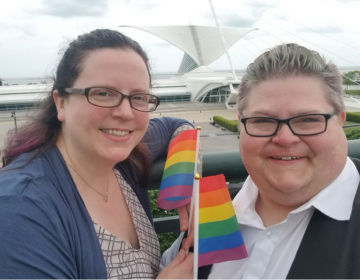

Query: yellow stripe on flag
left=164, top=151, right=196, bottom=169
left=199, top=201, right=235, bottom=224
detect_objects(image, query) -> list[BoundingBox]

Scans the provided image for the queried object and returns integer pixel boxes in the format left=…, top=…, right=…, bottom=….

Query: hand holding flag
left=156, top=129, right=247, bottom=279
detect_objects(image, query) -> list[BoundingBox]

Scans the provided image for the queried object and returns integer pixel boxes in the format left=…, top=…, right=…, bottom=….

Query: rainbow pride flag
left=157, top=129, right=198, bottom=210
left=197, top=174, right=247, bottom=267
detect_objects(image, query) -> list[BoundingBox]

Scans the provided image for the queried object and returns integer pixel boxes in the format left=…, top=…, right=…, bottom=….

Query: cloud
left=0, top=21, right=38, bottom=41
left=35, top=0, right=109, bottom=18
left=242, top=0, right=280, bottom=17
left=123, top=0, right=158, bottom=10
left=243, top=0, right=278, bottom=9
left=221, top=14, right=258, bottom=28
left=297, top=25, right=343, bottom=34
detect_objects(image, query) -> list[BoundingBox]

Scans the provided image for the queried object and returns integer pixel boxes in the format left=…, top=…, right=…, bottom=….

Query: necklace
left=66, top=163, right=109, bottom=202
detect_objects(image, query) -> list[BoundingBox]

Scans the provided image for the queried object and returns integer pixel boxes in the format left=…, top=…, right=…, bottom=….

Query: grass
left=344, top=127, right=360, bottom=134
left=344, top=119, right=360, bottom=135
left=344, top=121, right=359, bottom=125
left=345, top=90, right=360, bottom=95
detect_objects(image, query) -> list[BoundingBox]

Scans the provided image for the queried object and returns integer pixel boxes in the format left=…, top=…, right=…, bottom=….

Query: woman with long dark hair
left=0, top=29, right=193, bottom=279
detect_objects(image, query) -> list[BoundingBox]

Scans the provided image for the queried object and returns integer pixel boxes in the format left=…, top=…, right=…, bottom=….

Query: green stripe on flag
left=162, top=162, right=195, bottom=179
left=199, top=215, right=239, bottom=239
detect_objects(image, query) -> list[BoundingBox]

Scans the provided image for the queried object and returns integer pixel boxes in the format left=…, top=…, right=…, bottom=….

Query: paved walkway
left=195, top=121, right=239, bottom=153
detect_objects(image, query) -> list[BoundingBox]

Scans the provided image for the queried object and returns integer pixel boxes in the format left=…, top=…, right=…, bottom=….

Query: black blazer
left=198, top=158, right=360, bottom=279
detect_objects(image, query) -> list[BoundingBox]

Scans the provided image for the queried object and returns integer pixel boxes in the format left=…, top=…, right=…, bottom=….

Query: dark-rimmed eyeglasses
left=64, top=87, right=160, bottom=112
left=240, top=111, right=337, bottom=137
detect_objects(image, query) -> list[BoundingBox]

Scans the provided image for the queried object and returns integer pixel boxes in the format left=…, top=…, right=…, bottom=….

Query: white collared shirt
left=208, top=157, right=359, bottom=279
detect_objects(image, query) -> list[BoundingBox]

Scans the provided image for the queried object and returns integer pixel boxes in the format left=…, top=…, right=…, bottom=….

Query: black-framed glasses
left=64, top=87, right=160, bottom=112
left=240, top=111, right=337, bottom=137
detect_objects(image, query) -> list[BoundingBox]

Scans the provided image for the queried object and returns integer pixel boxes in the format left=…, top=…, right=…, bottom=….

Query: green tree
left=343, top=70, right=360, bottom=87
left=149, top=190, right=180, bottom=253
left=346, top=129, right=360, bottom=140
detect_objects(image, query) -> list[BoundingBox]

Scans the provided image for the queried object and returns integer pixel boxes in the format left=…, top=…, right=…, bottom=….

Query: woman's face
left=55, top=48, right=150, bottom=165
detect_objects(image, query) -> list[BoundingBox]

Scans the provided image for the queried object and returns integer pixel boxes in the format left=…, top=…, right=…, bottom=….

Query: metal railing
left=344, top=94, right=360, bottom=104
left=152, top=139, right=360, bottom=233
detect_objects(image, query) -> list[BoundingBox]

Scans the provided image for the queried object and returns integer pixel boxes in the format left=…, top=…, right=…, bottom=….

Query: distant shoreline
left=1, top=66, right=358, bottom=86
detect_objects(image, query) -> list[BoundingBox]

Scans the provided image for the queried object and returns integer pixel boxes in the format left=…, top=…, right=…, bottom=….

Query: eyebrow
left=86, top=85, right=150, bottom=94
left=246, top=109, right=325, bottom=117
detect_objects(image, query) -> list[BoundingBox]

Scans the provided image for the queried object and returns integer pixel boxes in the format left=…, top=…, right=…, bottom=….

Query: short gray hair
left=237, top=43, right=345, bottom=114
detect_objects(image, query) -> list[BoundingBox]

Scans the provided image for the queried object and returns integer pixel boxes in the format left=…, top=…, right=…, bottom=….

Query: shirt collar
left=302, top=157, right=360, bottom=220
left=234, top=157, right=360, bottom=222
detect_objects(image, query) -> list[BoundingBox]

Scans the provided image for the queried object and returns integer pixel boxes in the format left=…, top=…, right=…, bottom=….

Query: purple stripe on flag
left=157, top=185, right=193, bottom=200
left=157, top=197, right=192, bottom=210
left=198, top=244, right=248, bottom=267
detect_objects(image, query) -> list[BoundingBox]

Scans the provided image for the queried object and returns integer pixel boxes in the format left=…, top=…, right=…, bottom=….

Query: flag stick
left=186, top=187, right=195, bottom=255
left=193, top=174, right=200, bottom=279
left=187, top=127, right=201, bottom=252
left=193, top=127, right=201, bottom=185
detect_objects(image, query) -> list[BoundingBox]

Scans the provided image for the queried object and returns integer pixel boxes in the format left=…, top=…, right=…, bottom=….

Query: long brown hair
left=2, top=29, right=152, bottom=186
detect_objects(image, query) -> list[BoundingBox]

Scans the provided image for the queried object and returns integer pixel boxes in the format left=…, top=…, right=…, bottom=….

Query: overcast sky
left=1, top=0, right=359, bottom=78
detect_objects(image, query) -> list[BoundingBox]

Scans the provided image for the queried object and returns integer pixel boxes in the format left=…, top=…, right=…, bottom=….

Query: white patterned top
left=94, top=170, right=161, bottom=279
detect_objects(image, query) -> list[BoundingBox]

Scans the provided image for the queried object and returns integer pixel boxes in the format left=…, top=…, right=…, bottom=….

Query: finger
left=177, top=205, right=189, bottom=232
left=181, top=224, right=194, bottom=250
left=183, top=252, right=194, bottom=266
left=168, top=249, right=186, bottom=268
left=180, top=252, right=194, bottom=279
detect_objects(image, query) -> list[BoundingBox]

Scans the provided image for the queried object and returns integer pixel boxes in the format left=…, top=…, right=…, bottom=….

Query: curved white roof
left=120, top=25, right=256, bottom=67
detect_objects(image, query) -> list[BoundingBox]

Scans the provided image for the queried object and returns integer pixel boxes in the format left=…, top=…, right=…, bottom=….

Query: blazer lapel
left=287, top=158, right=360, bottom=279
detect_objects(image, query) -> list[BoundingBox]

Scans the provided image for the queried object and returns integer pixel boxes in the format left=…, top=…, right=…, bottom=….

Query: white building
left=0, top=25, right=257, bottom=111
left=122, top=25, right=257, bottom=108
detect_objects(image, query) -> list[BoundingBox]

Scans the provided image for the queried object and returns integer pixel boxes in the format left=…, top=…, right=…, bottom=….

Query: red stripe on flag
left=199, top=174, right=227, bottom=193
left=168, top=129, right=197, bottom=151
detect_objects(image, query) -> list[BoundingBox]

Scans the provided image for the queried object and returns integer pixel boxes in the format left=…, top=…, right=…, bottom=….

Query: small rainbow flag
left=198, top=174, right=247, bottom=267
left=157, top=129, right=198, bottom=210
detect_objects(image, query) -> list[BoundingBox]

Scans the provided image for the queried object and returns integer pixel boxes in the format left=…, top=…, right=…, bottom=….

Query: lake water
left=0, top=66, right=357, bottom=86
left=0, top=73, right=178, bottom=86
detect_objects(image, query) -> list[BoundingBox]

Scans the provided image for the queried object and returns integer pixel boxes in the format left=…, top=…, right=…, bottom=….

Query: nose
left=111, top=96, right=134, bottom=120
left=271, top=123, right=300, bottom=146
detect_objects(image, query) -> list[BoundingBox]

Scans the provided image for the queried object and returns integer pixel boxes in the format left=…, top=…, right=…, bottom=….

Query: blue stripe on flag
left=199, top=229, right=244, bottom=254
left=165, top=196, right=190, bottom=201
left=159, top=173, right=194, bottom=190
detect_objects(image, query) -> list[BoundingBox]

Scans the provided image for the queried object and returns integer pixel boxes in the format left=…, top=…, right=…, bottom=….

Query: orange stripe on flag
left=167, top=140, right=197, bottom=158
left=199, top=187, right=231, bottom=208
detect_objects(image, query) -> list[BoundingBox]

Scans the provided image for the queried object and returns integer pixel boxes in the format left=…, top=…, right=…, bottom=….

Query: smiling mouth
left=271, top=156, right=300, bottom=161
left=101, top=129, right=130, bottom=136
